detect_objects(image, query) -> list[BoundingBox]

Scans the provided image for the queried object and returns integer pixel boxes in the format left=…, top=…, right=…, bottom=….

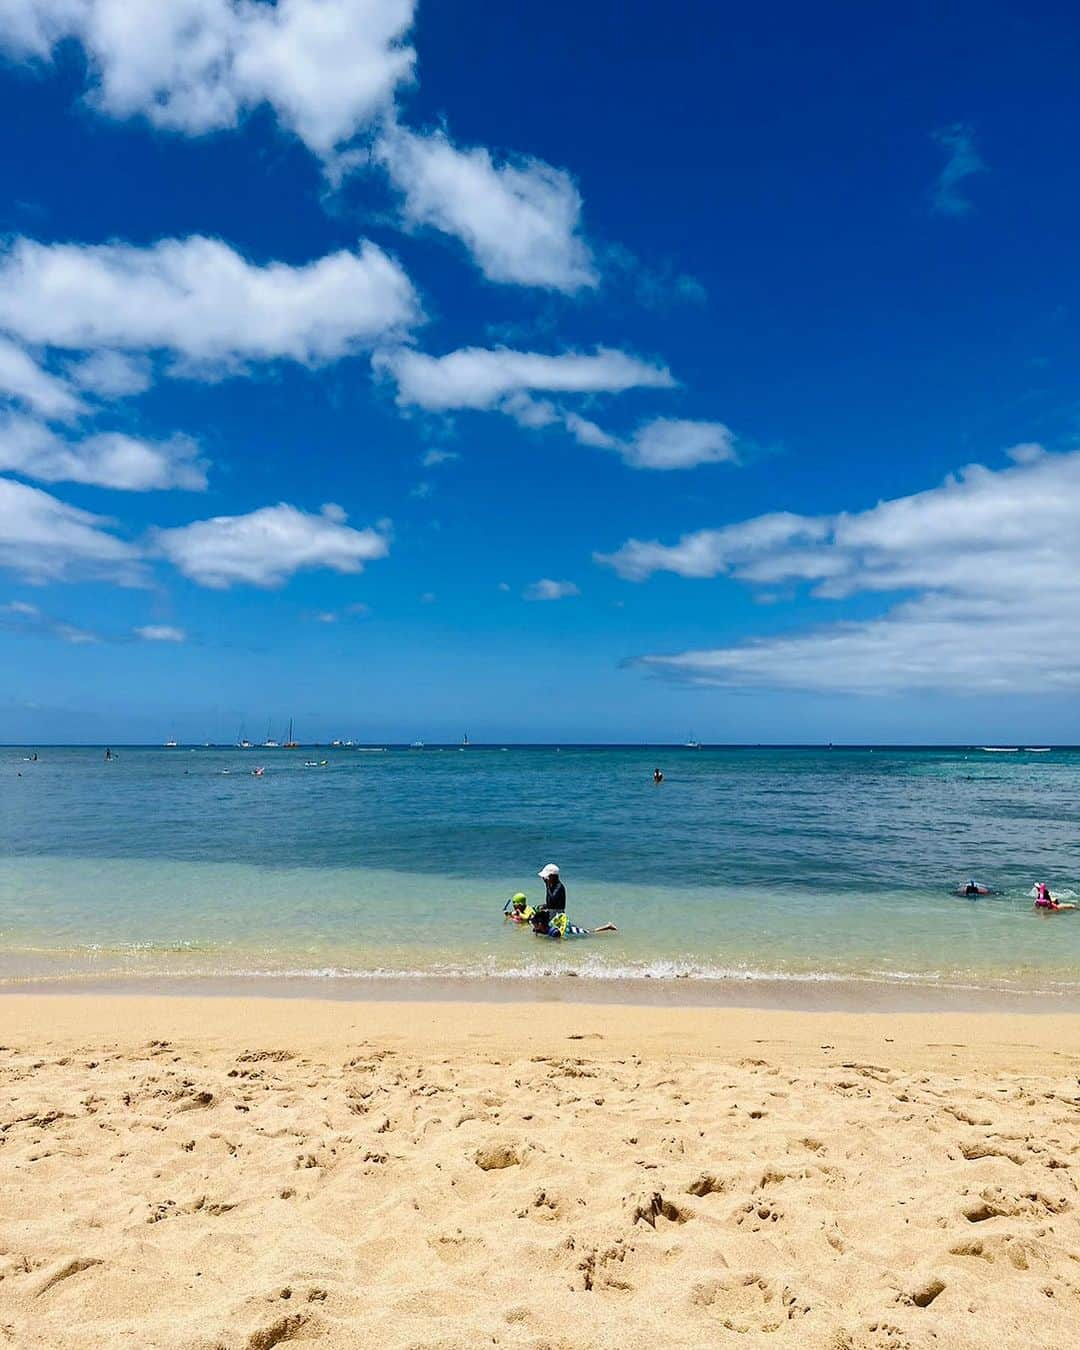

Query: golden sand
left=0, top=996, right=1077, bottom=1349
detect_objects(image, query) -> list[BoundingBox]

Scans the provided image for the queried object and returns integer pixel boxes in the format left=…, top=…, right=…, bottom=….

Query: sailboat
left=683, top=732, right=702, bottom=749
left=164, top=736, right=178, bottom=748
left=262, top=719, right=279, bottom=749
left=283, top=718, right=299, bottom=749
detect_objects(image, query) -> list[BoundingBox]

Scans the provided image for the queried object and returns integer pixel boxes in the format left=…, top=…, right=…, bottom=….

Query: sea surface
left=2, top=745, right=1079, bottom=1007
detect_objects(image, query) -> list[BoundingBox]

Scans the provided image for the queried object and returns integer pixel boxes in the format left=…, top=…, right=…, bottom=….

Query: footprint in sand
left=690, top=1274, right=808, bottom=1332
left=629, top=1191, right=691, bottom=1228
left=962, top=1186, right=1069, bottom=1223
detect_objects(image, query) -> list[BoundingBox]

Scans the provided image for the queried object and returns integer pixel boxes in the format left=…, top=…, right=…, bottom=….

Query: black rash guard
left=544, top=879, right=567, bottom=912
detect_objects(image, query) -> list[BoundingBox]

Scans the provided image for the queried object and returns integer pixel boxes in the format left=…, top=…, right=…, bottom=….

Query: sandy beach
left=0, top=996, right=1077, bottom=1349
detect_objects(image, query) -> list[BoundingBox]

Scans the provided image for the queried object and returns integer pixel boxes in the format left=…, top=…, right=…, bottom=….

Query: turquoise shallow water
left=1, top=745, right=1079, bottom=998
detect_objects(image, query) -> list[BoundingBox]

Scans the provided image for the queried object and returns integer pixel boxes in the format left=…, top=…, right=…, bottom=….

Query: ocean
left=2, top=744, right=1079, bottom=1007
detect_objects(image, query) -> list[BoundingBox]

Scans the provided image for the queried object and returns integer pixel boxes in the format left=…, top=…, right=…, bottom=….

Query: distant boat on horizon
left=683, top=732, right=702, bottom=749
left=283, top=718, right=299, bottom=749
left=164, top=737, right=178, bottom=748
left=410, top=740, right=425, bottom=749
left=262, top=719, right=279, bottom=749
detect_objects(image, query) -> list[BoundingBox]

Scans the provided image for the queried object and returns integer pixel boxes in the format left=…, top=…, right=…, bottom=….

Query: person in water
left=1034, top=882, right=1076, bottom=912
left=653, top=768, right=664, bottom=784
left=504, top=893, right=535, bottom=923
left=964, top=879, right=982, bottom=897
left=529, top=909, right=617, bottom=939
left=538, top=863, right=566, bottom=912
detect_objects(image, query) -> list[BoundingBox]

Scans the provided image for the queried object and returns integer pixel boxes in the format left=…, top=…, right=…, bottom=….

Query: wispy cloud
left=420, top=448, right=458, bottom=467
left=0, top=336, right=84, bottom=419
left=0, top=478, right=144, bottom=585
left=602, top=445, right=1080, bottom=695
left=375, top=345, right=673, bottom=413
left=135, top=624, right=185, bottom=642
left=565, top=414, right=737, bottom=470
left=524, top=578, right=580, bottom=601
left=930, top=123, right=987, bottom=217
left=0, top=413, right=207, bottom=491
left=1, top=600, right=100, bottom=644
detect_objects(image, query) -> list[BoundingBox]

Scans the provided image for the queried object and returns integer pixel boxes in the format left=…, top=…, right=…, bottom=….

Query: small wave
left=2, top=955, right=1077, bottom=998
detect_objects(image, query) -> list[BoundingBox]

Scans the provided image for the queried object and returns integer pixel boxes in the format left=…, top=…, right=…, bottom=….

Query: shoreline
left=2, top=969, right=1080, bottom=1014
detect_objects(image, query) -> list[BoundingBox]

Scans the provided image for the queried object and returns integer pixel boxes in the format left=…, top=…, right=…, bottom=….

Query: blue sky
left=2, top=0, right=1080, bottom=744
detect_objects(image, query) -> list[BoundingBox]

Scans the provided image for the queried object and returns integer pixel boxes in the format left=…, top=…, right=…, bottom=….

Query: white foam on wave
left=4, top=952, right=1075, bottom=997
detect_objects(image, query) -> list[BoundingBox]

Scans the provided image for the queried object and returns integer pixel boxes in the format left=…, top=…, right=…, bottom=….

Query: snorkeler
left=653, top=768, right=664, bottom=784
left=503, top=893, right=535, bottom=923
left=1034, top=882, right=1076, bottom=912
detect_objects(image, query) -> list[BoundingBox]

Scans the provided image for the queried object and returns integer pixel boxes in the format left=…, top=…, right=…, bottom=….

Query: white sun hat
left=538, top=863, right=560, bottom=879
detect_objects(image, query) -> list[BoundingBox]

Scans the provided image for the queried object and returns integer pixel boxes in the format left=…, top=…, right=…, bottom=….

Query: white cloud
left=0, top=476, right=143, bottom=583
left=0, top=0, right=417, bottom=158
left=566, top=413, right=737, bottom=469
left=563, top=413, right=617, bottom=449
left=602, top=446, right=1080, bottom=694
left=374, top=345, right=673, bottom=413
left=154, top=501, right=389, bottom=588
left=0, top=236, right=420, bottom=369
left=136, top=623, right=185, bottom=642
left=0, top=414, right=207, bottom=490
left=420, top=448, right=458, bottom=467
left=0, top=336, right=84, bottom=419
left=376, top=122, right=595, bottom=292
left=621, top=418, right=736, bottom=470
left=0, top=599, right=101, bottom=643
left=525, top=578, right=580, bottom=601
left=67, top=350, right=152, bottom=397
left=930, top=123, right=987, bottom=218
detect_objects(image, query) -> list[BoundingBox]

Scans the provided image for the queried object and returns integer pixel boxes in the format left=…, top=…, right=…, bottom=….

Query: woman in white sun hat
left=538, top=862, right=566, bottom=913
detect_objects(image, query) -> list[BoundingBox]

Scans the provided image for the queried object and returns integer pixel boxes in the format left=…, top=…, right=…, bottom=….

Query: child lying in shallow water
left=529, top=908, right=617, bottom=939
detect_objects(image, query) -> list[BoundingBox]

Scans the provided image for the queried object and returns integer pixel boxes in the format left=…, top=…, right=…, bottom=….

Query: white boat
left=980, top=746, right=1018, bottom=753
left=164, top=738, right=178, bottom=748
left=683, top=732, right=702, bottom=749
left=1025, top=747, right=1052, bottom=753
left=409, top=740, right=425, bottom=749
